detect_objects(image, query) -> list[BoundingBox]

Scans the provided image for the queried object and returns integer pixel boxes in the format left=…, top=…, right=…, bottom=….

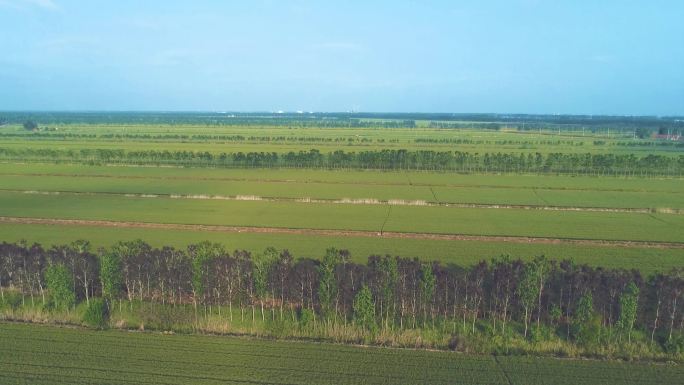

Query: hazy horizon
left=1, top=1, right=682, bottom=115
left=2, top=110, right=683, bottom=118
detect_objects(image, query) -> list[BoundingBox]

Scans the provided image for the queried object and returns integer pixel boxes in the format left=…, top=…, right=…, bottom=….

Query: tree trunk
left=84, top=270, right=90, bottom=305
left=411, top=287, right=417, bottom=329
left=536, top=278, right=543, bottom=329
left=400, top=297, right=405, bottom=329
left=280, top=279, right=284, bottom=320
left=669, top=296, right=678, bottom=341
left=502, top=295, right=509, bottom=335
left=471, top=306, right=478, bottom=334
left=38, top=281, right=45, bottom=306
left=193, top=294, right=198, bottom=323
left=651, top=298, right=661, bottom=342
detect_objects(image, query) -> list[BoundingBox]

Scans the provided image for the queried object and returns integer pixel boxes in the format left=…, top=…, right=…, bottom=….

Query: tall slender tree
left=419, top=263, right=436, bottom=327
left=353, top=285, right=376, bottom=333
left=317, top=248, right=342, bottom=321
left=99, top=249, right=123, bottom=307
left=45, top=263, right=75, bottom=312
left=617, top=282, right=640, bottom=343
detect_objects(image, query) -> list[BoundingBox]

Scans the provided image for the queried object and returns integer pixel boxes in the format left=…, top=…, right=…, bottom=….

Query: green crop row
left=2, top=162, right=682, bottom=192
left=1, top=223, right=682, bottom=274
left=1, top=323, right=680, bottom=385
left=1, top=173, right=683, bottom=209
left=2, top=122, right=680, bottom=156
left=0, top=191, right=682, bottom=243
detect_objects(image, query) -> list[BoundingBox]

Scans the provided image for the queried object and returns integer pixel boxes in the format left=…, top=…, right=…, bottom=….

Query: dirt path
left=3, top=189, right=682, bottom=214
left=2, top=216, right=683, bottom=249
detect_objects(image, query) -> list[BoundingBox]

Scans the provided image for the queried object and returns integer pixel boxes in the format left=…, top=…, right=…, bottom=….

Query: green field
left=2, top=222, right=681, bottom=273
left=1, top=117, right=683, bottom=384
left=1, top=322, right=680, bottom=385
left=1, top=190, right=683, bottom=242
left=1, top=158, right=683, bottom=274
left=2, top=164, right=683, bottom=209
left=1, top=122, right=683, bottom=273
left=6, top=163, right=683, bottom=192
left=1, top=122, right=681, bottom=156
left=2, top=139, right=682, bottom=157
left=3, top=5, right=684, bottom=383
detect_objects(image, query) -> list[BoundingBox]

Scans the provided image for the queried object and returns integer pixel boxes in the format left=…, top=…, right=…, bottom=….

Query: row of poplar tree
left=0, top=240, right=682, bottom=347
left=0, top=148, right=682, bottom=176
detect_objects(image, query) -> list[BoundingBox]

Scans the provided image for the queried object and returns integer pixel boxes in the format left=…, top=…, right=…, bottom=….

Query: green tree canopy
left=99, top=250, right=123, bottom=302
left=23, top=120, right=38, bottom=131
left=45, top=263, right=75, bottom=311
left=353, top=285, right=376, bottom=333
left=318, top=247, right=342, bottom=320
left=617, top=282, right=640, bottom=343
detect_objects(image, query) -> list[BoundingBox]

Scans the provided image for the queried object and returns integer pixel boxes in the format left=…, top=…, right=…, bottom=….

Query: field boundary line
left=492, top=355, right=514, bottom=385
left=2, top=188, right=682, bottom=214
left=1, top=169, right=683, bottom=194
left=1, top=216, right=683, bottom=249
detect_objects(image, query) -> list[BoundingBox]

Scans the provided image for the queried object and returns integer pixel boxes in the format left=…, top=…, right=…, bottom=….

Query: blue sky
left=0, top=0, right=682, bottom=114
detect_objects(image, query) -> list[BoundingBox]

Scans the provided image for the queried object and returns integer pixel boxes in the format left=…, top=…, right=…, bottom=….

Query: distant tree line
left=7, top=130, right=683, bottom=148
left=414, top=138, right=586, bottom=146
left=1, top=240, right=682, bottom=352
left=615, top=140, right=684, bottom=148
left=22, top=120, right=38, bottom=131
left=428, top=122, right=502, bottom=130
left=0, top=147, right=682, bottom=176
left=3, top=111, right=681, bottom=130
left=0, top=132, right=386, bottom=144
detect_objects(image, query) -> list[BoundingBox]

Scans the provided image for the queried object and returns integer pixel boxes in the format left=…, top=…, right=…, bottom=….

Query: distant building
left=653, top=133, right=682, bottom=141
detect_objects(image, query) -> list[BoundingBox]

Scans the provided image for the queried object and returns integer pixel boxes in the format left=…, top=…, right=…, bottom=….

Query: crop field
left=0, top=121, right=649, bottom=140
left=4, top=162, right=683, bottom=191
left=1, top=222, right=681, bottom=273
left=1, top=189, right=683, bottom=241
left=2, top=164, right=683, bottom=209
left=0, top=119, right=682, bottom=274
left=3, top=2, right=684, bottom=383
left=0, top=117, right=682, bottom=384
left=1, top=122, right=682, bottom=156
left=1, top=322, right=681, bottom=385
left=1, top=137, right=681, bottom=157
